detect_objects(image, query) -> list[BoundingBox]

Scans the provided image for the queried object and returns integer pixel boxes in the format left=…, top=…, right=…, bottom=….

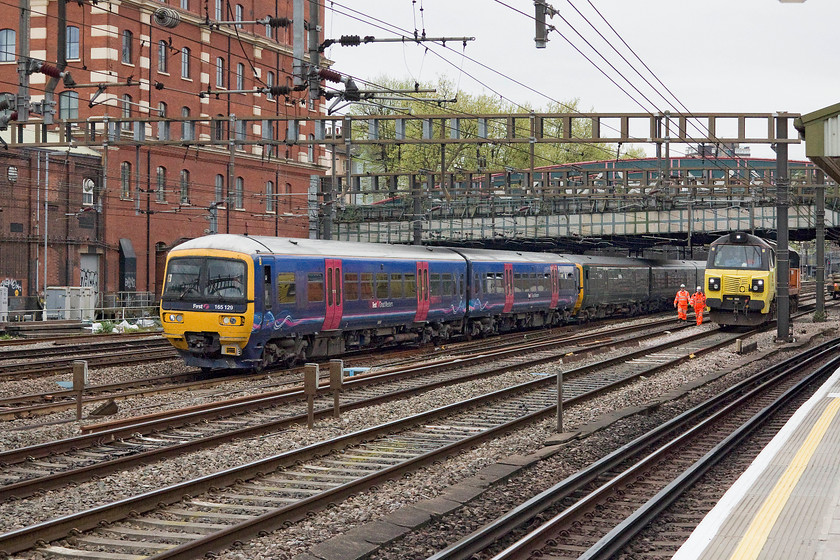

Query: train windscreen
left=709, top=245, right=766, bottom=271
left=162, top=257, right=247, bottom=301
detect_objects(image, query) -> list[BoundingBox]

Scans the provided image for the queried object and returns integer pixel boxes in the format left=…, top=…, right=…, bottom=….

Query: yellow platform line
left=729, top=396, right=840, bottom=560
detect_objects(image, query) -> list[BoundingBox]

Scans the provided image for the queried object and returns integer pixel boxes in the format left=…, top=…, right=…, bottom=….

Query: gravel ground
left=4, top=311, right=838, bottom=559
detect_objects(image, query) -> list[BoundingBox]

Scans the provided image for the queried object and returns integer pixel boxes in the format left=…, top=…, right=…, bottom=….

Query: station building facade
left=0, top=0, right=325, bottom=308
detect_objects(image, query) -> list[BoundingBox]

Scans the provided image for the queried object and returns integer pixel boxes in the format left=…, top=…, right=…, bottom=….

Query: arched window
left=215, top=174, right=225, bottom=204
left=66, top=26, right=80, bottom=60
left=235, top=4, right=243, bottom=28
left=214, top=0, right=223, bottom=20
left=156, top=166, right=167, bottom=202
left=0, top=29, right=16, bottom=62
left=181, top=106, right=193, bottom=140
left=158, top=41, right=168, bottom=73
left=121, top=94, right=133, bottom=130
left=234, top=176, right=244, bottom=209
left=284, top=182, right=292, bottom=211
left=266, top=71, right=275, bottom=100
left=180, top=0, right=189, bottom=11
left=308, top=134, right=315, bottom=162
left=180, top=170, right=190, bottom=204
left=235, top=62, right=244, bottom=90
left=181, top=47, right=191, bottom=79
left=266, top=180, right=274, bottom=212
left=212, top=114, right=226, bottom=142
left=82, top=178, right=95, bottom=207
left=215, top=57, right=225, bottom=88
left=121, top=30, right=133, bottom=64
left=120, top=161, right=132, bottom=199
left=59, top=91, right=79, bottom=119
left=157, top=102, right=169, bottom=140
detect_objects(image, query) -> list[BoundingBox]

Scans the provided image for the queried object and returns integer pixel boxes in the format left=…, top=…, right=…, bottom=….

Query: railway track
left=0, top=319, right=682, bottom=501
left=0, top=337, right=177, bottom=381
left=0, top=323, right=765, bottom=558
left=447, top=338, right=840, bottom=560
left=0, top=316, right=675, bottom=423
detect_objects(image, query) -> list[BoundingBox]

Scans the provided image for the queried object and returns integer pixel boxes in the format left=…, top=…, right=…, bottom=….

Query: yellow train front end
left=159, top=247, right=256, bottom=370
left=705, top=232, right=776, bottom=327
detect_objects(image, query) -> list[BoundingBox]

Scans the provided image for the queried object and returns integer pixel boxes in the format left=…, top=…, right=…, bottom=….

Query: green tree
left=348, top=77, right=644, bottom=177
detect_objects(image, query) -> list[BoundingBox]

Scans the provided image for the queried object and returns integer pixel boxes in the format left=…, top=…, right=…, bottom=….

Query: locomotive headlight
left=751, top=279, right=765, bottom=293
left=220, top=315, right=244, bottom=326
left=708, top=277, right=720, bottom=291
left=165, top=313, right=183, bottom=323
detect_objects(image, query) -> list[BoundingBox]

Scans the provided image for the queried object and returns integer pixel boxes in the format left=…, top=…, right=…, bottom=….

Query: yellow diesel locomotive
left=704, top=232, right=800, bottom=326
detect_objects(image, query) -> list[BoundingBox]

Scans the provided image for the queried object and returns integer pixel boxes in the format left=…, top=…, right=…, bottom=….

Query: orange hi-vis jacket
left=690, top=291, right=706, bottom=310
left=674, top=289, right=690, bottom=308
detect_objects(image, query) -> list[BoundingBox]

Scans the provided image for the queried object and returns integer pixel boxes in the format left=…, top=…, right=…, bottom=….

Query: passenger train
left=704, top=232, right=800, bottom=326
left=159, top=235, right=705, bottom=371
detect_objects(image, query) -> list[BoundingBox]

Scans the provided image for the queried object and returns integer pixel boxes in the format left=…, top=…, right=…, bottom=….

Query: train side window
left=344, top=273, right=359, bottom=301
left=428, top=273, right=439, bottom=297
left=376, top=273, right=389, bottom=299
left=277, top=272, right=296, bottom=304
left=423, top=269, right=429, bottom=300
left=307, top=272, right=324, bottom=302
left=334, top=268, right=341, bottom=304
left=474, top=273, right=480, bottom=294
left=405, top=273, right=416, bottom=298
left=361, top=273, right=374, bottom=299
left=495, top=272, right=504, bottom=294
left=326, top=272, right=333, bottom=306
left=391, top=274, right=404, bottom=298
left=441, top=273, right=454, bottom=296
left=460, top=274, right=465, bottom=296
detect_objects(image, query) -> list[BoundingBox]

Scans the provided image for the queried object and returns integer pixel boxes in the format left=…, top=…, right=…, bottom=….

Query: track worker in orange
left=674, top=284, right=690, bottom=321
left=690, top=286, right=707, bottom=326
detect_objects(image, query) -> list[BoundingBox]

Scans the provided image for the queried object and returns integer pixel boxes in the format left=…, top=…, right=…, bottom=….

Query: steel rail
left=488, top=341, right=840, bottom=560
left=0, top=326, right=755, bottom=558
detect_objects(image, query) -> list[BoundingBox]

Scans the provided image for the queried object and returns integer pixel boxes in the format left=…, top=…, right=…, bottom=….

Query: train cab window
left=361, top=273, right=374, bottom=299
left=391, top=274, right=404, bottom=298
left=713, top=245, right=765, bottom=270
left=307, top=272, right=325, bottom=302
left=375, top=273, right=389, bottom=298
left=277, top=272, right=296, bottom=304
left=206, top=259, right=245, bottom=298
left=405, top=273, right=417, bottom=298
left=344, top=273, right=359, bottom=301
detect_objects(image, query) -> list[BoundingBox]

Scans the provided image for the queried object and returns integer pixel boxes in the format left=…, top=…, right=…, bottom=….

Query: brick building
left=0, top=0, right=326, bottom=303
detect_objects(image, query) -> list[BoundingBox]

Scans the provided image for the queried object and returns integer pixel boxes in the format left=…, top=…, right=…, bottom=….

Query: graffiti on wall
left=80, top=267, right=100, bottom=291
left=0, top=278, right=22, bottom=297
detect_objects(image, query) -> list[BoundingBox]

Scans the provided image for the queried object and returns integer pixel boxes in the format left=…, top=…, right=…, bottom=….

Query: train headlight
left=220, top=315, right=244, bottom=326
left=708, top=277, right=720, bottom=291
left=751, top=279, right=765, bottom=293
left=164, top=313, right=183, bottom=323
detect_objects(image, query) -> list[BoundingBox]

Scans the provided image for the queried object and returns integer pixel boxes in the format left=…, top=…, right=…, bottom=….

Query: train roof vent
left=729, top=231, right=748, bottom=243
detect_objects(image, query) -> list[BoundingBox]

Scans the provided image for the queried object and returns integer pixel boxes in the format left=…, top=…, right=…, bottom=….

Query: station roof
left=794, top=102, right=840, bottom=183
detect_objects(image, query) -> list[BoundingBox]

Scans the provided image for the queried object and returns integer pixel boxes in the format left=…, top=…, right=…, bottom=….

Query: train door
left=414, top=261, right=429, bottom=322
left=261, top=262, right=273, bottom=328
left=503, top=263, right=514, bottom=313
left=323, top=259, right=343, bottom=330
left=550, top=264, right=559, bottom=308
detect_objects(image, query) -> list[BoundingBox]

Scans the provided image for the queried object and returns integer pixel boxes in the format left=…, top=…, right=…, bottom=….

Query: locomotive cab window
left=162, top=257, right=246, bottom=302
left=712, top=245, right=765, bottom=270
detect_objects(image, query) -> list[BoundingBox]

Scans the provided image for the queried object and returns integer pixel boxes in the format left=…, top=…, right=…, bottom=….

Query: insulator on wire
left=154, top=7, right=181, bottom=28
left=266, top=17, right=291, bottom=28
left=319, top=68, right=342, bottom=83
left=338, top=35, right=373, bottom=46
left=39, top=63, right=63, bottom=79
left=268, top=85, right=291, bottom=96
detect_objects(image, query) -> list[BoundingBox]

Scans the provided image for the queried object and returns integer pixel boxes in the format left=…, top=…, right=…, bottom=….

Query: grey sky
left=323, top=0, right=836, bottom=160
